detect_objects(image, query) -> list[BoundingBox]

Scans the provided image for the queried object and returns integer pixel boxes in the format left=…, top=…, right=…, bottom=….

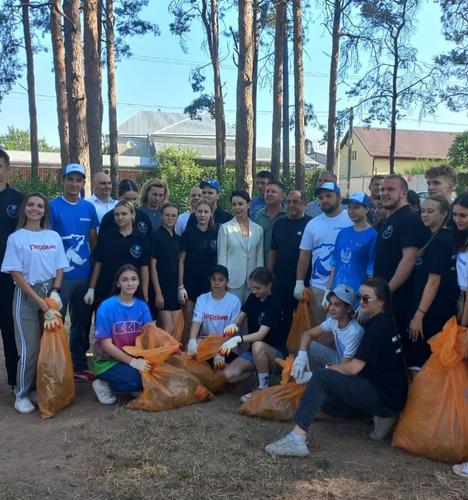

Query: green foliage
left=10, top=171, right=63, bottom=199
left=401, top=159, right=440, bottom=175
left=0, top=126, right=60, bottom=152
left=448, top=131, right=468, bottom=170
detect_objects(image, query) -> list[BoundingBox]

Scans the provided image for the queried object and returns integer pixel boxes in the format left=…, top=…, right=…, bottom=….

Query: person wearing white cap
left=294, top=182, right=352, bottom=323
left=324, top=192, right=377, bottom=309
left=49, top=163, right=99, bottom=382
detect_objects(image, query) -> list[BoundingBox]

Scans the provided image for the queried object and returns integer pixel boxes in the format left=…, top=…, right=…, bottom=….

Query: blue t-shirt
left=93, top=295, right=152, bottom=375
left=250, top=196, right=266, bottom=220
left=331, top=226, right=377, bottom=302
left=49, top=196, right=99, bottom=280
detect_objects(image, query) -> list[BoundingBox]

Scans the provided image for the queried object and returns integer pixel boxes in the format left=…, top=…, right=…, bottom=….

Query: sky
left=0, top=0, right=466, bottom=149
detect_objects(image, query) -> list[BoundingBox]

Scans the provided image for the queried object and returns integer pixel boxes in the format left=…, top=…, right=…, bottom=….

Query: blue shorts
left=240, top=347, right=285, bottom=365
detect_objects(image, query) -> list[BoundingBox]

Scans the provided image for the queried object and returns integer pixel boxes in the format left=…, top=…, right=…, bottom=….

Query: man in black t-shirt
left=374, top=175, right=428, bottom=335
left=186, top=179, right=231, bottom=229
left=0, top=150, right=23, bottom=389
left=268, top=190, right=311, bottom=331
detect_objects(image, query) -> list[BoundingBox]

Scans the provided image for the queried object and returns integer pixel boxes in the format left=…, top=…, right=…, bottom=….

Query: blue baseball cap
left=63, top=163, right=86, bottom=178
left=200, top=179, right=221, bottom=192
left=315, top=182, right=340, bottom=196
left=342, top=192, right=372, bottom=208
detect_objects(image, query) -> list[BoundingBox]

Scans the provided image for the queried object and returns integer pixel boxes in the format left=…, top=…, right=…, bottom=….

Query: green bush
left=11, top=172, right=63, bottom=199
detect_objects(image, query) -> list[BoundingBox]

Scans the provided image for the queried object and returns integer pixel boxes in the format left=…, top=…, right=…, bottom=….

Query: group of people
left=0, top=149, right=466, bottom=476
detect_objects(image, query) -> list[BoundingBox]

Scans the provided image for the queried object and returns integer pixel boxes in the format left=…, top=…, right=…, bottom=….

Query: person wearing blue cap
left=294, top=181, right=352, bottom=323
left=186, top=179, right=231, bottom=230
left=325, top=192, right=378, bottom=309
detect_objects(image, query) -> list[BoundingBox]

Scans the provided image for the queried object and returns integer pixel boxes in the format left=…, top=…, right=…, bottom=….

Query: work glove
left=321, top=289, right=331, bottom=310
left=219, top=335, right=243, bottom=356
left=187, top=339, right=198, bottom=358
left=83, top=288, right=95, bottom=305
left=49, top=290, right=63, bottom=311
left=44, top=308, right=62, bottom=330
left=213, top=353, right=225, bottom=370
left=295, top=371, right=313, bottom=384
left=223, top=323, right=239, bottom=337
left=129, top=357, right=151, bottom=373
left=294, top=280, right=305, bottom=301
left=177, top=286, right=188, bottom=305
left=291, top=350, right=310, bottom=381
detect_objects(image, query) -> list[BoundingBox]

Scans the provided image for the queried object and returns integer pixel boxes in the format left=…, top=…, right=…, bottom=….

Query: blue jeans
left=99, top=362, right=143, bottom=393
left=308, top=341, right=340, bottom=369
left=293, top=368, right=396, bottom=432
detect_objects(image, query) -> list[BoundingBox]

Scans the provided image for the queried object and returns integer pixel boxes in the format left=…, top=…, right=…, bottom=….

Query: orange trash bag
left=287, top=288, right=315, bottom=355
left=172, top=310, right=184, bottom=343
left=392, top=317, right=468, bottom=463
left=135, top=323, right=179, bottom=349
left=167, top=335, right=227, bottom=394
left=237, top=356, right=306, bottom=421
left=37, top=298, right=75, bottom=418
left=124, top=341, right=213, bottom=412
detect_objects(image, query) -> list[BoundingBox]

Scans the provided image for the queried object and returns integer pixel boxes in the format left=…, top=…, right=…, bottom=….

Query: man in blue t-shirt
left=49, top=164, right=99, bottom=381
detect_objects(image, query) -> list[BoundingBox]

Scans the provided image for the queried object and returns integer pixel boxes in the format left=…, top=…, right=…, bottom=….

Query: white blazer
left=217, top=218, right=264, bottom=289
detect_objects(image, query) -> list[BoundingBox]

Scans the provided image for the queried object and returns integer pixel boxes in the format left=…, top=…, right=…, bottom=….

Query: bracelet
left=239, top=335, right=244, bottom=343
left=417, top=308, right=426, bottom=314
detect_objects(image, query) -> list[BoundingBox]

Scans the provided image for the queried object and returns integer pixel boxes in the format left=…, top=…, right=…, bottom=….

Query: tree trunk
left=21, top=0, right=39, bottom=180
left=63, top=0, right=90, bottom=187
left=84, top=0, right=103, bottom=175
left=235, top=0, right=255, bottom=193
left=326, top=0, right=341, bottom=172
left=389, top=34, right=399, bottom=174
left=106, top=0, right=119, bottom=192
left=271, top=0, right=285, bottom=181
left=282, top=6, right=290, bottom=180
left=293, top=0, right=305, bottom=191
left=252, top=0, right=260, bottom=179
left=50, top=0, right=70, bottom=168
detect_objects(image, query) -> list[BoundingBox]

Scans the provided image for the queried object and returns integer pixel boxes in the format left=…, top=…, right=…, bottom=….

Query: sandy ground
left=0, top=356, right=466, bottom=500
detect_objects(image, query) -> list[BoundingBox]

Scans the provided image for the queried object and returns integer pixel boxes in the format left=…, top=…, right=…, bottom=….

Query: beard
left=321, top=202, right=339, bottom=214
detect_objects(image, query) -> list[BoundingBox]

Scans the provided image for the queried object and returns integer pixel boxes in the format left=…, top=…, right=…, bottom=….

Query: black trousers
left=0, top=274, right=18, bottom=386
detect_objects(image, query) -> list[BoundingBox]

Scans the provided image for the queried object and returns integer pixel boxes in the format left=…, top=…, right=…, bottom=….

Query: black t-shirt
left=152, top=226, right=180, bottom=290
left=271, top=216, right=311, bottom=287
left=0, top=186, right=23, bottom=278
left=241, top=293, right=286, bottom=354
left=410, top=227, right=458, bottom=319
left=186, top=206, right=232, bottom=230
left=100, top=207, right=152, bottom=243
left=180, top=225, right=218, bottom=279
left=354, top=313, right=408, bottom=411
left=93, top=229, right=150, bottom=299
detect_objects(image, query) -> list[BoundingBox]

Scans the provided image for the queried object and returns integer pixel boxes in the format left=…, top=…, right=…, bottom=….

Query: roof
left=118, top=110, right=236, bottom=137
left=351, top=127, right=457, bottom=159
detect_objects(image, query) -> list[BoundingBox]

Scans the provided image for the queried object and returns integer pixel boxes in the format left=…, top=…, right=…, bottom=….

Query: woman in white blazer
left=218, top=190, right=264, bottom=303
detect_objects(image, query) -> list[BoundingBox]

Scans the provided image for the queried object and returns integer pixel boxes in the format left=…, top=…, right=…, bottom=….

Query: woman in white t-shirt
left=186, top=265, right=241, bottom=368
left=452, top=192, right=468, bottom=326
left=1, top=193, right=68, bottom=414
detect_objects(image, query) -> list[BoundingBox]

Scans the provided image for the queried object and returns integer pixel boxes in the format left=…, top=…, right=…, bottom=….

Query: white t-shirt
left=193, top=291, right=241, bottom=336
left=1, top=228, right=69, bottom=285
left=320, top=317, right=364, bottom=359
left=175, top=211, right=191, bottom=236
left=456, top=250, right=468, bottom=291
left=85, top=195, right=118, bottom=225
left=300, top=210, right=352, bottom=289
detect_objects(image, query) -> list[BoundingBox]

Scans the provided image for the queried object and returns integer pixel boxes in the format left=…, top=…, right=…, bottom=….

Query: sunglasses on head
left=358, top=294, right=377, bottom=304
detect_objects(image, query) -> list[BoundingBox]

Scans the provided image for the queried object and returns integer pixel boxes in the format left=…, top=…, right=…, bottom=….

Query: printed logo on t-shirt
left=258, top=312, right=266, bottom=325
left=137, top=221, right=148, bottom=234
left=79, top=217, right=91, bottom=222
left=297, top=231, right=303, bottom=236
left=210, top=240, right=217, bottom=252
left=113, top=320, right=144, bottom=335
left=29, top=243, right=57, bottom=251
left=340, top=247, right=352, bottom=264
left=6, top=204, right=19, bottom=218
left=62, top=234, right=88, bottom=272
left=203, top=312, right=228, bottom=321
left=382, top=225, right=393, bottom=239
left=415, top=255, right=423, bottom=266
left=130, top=245, right=142, bottom=258
left=312, top=243, right=334, bottom=281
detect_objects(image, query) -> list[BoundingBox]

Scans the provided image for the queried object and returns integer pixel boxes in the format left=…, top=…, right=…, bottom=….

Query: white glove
left=291, top=350, right=310, bottom=381
left=321, top=289, right=331, bottom=310
left=129, top=357, right=151, bottom=373
left=187, top=339, right=198, bottom=357
left=294, top=280, right=305, bottom=301
left=223, top=323, right=239, bottom=337
left=44, top=309, right=62, bottom=330
left=219, top=335, right=242, bottom=356
left=295, top=371, right=313, bottom=384
left=83, top=288, right=95, bottom=305
left=49, top=290, right=62, bottom=311
left=178, top=286, right=188, bottom=305
left=213, top=353, right=225, bottom=370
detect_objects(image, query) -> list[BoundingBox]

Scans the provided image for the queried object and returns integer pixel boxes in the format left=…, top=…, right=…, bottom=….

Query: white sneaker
left=265, top=433, right=310, bottom=457
left=14, top=397, right=36, bottom=414
left=369, top=416, right=396, bottom=441
left=92, top=379, right=117, bottom=405
left=452, top=462, right=468, bottom=479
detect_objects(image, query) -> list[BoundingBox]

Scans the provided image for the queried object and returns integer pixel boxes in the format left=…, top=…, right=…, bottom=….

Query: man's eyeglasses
left=358, top=294, right=377, bottom=304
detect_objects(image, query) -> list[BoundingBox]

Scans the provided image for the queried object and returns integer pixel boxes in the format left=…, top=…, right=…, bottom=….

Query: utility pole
left=346, top=107, right=354, bottom=196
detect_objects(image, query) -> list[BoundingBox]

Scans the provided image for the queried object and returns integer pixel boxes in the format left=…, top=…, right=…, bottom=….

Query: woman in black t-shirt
left=407, top=196, right=457, bottom=374
left=178, top=200, right=218, bottom=344
left=265, top=277, right=409, bottom=457
left=217, top=267, right=286, bottom=402
left=151, top=202, right=180, bottom=334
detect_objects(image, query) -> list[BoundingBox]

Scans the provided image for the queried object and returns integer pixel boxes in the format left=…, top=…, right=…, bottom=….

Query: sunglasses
left=358, top=294, right=377, bottom=304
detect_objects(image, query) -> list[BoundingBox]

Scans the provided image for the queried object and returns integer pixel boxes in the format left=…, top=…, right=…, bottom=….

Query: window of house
left=352, top=150, right=357, bottom=160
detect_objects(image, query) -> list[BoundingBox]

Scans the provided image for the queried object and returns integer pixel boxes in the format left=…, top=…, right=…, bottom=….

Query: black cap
left=209, top=264, right=229, bottom=279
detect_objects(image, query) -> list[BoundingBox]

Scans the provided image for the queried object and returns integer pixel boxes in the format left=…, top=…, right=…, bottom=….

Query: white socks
left=258, top=372, right=270, bottom=389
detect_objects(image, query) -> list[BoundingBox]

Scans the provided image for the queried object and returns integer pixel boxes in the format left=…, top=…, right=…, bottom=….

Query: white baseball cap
left=63, top=163, right=86, bottom=178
